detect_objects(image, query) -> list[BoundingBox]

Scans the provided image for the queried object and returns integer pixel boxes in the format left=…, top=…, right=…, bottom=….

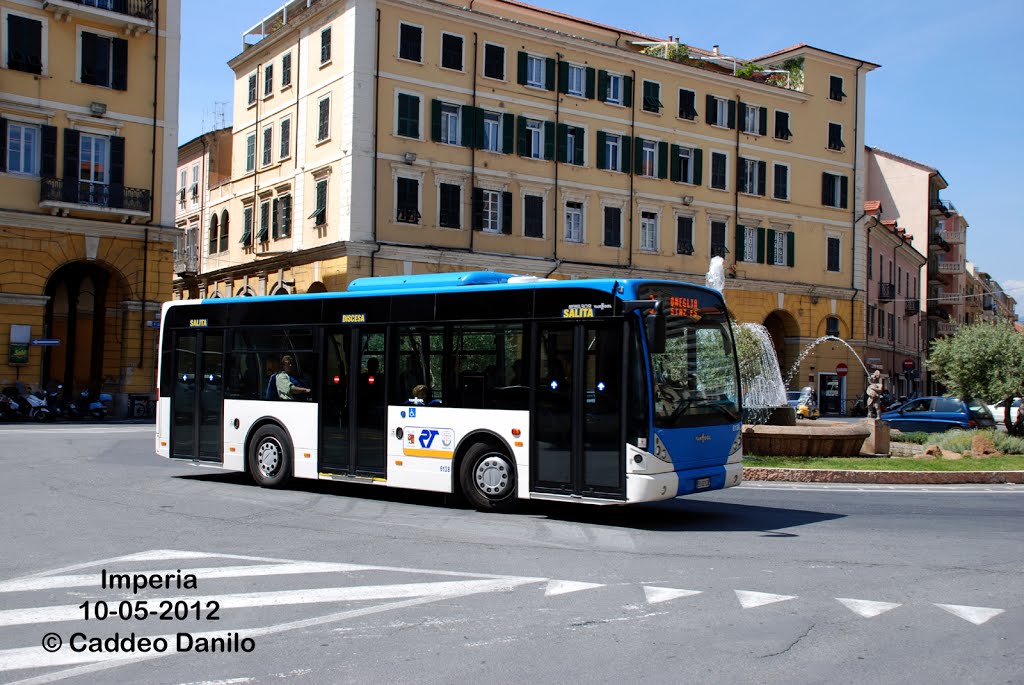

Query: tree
left=927, top=322, right=1024, bottom=434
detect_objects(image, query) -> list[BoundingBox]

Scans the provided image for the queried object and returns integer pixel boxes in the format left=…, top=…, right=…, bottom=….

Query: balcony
left=928, top=231, right=950, bottom=252
left=43, top=0, right=154, bottom=31
left=929, top=198, right=954, bottom=217
left=934, top=292, right=961, bottom=307
left=40, top=177, right=151, bottom=218
left=937, top=260, right=964, bottom=275
left=905, top=299, right=920, bottom=316
left=937, top=321, right=958, bottom=336
left=174, top=254, right=199, bottom=277
left=877, top=283, right=895, bottom=301
left=941, top=229, right=965, bottom=244
left=243, top=0, right=319, bottom=49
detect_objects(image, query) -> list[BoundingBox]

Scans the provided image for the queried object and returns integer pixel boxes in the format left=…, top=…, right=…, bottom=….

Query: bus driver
left=277, top=354, right=311, bottom=400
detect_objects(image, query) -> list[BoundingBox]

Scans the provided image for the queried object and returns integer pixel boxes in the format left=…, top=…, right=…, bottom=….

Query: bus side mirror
left=646, top=308, right=666, bottom=354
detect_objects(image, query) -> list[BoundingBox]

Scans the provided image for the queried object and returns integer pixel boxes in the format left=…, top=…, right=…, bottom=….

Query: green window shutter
left=737, top=157, right=746, bottom=193
left=786, top=231, right=795, bottom=267
left=461, top=105, right=475, bottom=148
left=585, top=67, right=596, bottom=99
left=657, top=141, right=669, bottom=179
left=756, top=226, right=766, bottom=263
left=705, top=94, right=717, bottom=126
left=758, top=107, right=768, bottom=135
left=431, top=99, right=442, bottom=142
left=475, top=107, right=486, bottom=149
left=543, top=121, right=555, bottom=160
left=633, top=137, right=644, bottom=175
left=558, top=61, right=569, bottom=94
left=693, top=148, right=703, bottom=186
left=621, top=135, right=631, bottom=171
left=727, top=100, right=736, bottom=129
left=735, top=224, right=745, bottom=258
left=738, top=102, right=747, bottom=128
left=272, top=198, right=280, bottom=240
left=517, top=51, right=528, bottom=85
left=766, top=229, right=776, bottom=265
left=822, top=172, right=831, bottom=205
left=597, top=70, right=608, bottom=102
left=472, top=188, right=483, bottom=230
left=556, top=123, right=568, bottom=163
left=670, top=144, right=681, bottom=182
left=574, top=128, right=585, bottom=165
left=757, top=160, right=767, bottom=196
left=545, top=57, right=556, bottom=90
left=517, top=116, right=528, bottom=156
left=596, top=131, right=607, bottom=169
left=840, top=176, right=849, bottom=209
left=502, top=112, right=515, bottom=153
left=501, top=191, right=513, bottom=233
left=623, top=75, right=633, bottom=107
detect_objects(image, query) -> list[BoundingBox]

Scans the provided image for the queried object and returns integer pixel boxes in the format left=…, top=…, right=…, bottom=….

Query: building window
left=439, top=182, right=461, bottom=228
left=560, top=125, right=584, bottom=166
left=678, top=89, right=697, bottom=120
left=867, top=246, right=873, bottom=279
left=396, top=177, right=420, bottom=224
left=706, top=95, right=735, bottom=129
left=564, top=201, right=583, bottom=243
left=320, top=27, right=332, bottom=65
left=481, top=189, right=501, bottom=233
left=261, top=125, right=273, bottom=166
left=399, top=23, right=422, bottom=62
left=710, top=220, right=728, bottom=258
left=441, top=33, right=463, bottom=71
left=878, top=309, right=885, bottom=339
left=827, top=235, right=841, bottom=272
left=191, top=163, right=199, bottom=202
left=770, top=228, right=791, bottom=266
left=81, top=31, right=127, bottom=90
left=566, top=64, right=585, bottom=97
left=245, top=133, right=255, bottom=172
left=603, top=206, right=621, bottom=247
left=640, top=211, right=658, bottom=251
left=600, top=132, right=623, bottom=172
left=710, top=152, right=727, bottom=190
left=311, top=179, right=328, bottom=226
left=241, top=206, right=253, bottom=246
left=247, top=73, right=257, bottom=105
left=317, top=96, right=330, bottom=142
left=741, top=225, right=757, bottom=262
left=6, top=13, right=43, bottom=74
left=263, top=64, right=273, bottom=97
left=642, top=80, right=661, bottom=113
left=483, top=43, right=504, bottom=80
left=676, top=216, right=694, bottom=255
left=524, top=54, right=546, bottom=88
left=867, top=305, right=875, bottom=336
left=773, top=163, right=789, bottom=200
left=482, top=111, right=502, bottom=152
left=604, top=73, right=623, bottom=105
left=281, top=53, right=292, bottom=87
left=397, top=92, right=420, bottom=139
left=279, top=118, right=291, bottom=159
left=219, top=210, right=229, bottom=252
left=822, top=172, right=848, bottom=208
left=524, top=194, right=544, bottom=238
left=208, top=213, right=218, bottom=255
left=775, top=110, right=792, bottom=140
left=670, top=145, right=700, bottom=184
left=440, top=103, right=460, bottom=145
left=275, top=194, right=292, bottom=238
left=826, top=316, right=840, bottom=337
left=829, top=75, right=845, bottom=101
left=77, top=133, right=109, bottom=205
left=828, top=122, right=844, bottom=151
left=640, top=140, right=657, bottom=177
left=739, top=157, right=765, bottom=196
left=742, top=104, right=763, bottom=135
left=6, top=123, right=39, bottom=176
left=258, top=200, right=271, bottom=242
left=178, top=169, right=187, bottom=205
left=525, top=119, right=543, bottom=159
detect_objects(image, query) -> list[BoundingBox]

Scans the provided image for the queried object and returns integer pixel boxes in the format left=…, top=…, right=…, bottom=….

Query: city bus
left=156, top=272, right=742, bottom=511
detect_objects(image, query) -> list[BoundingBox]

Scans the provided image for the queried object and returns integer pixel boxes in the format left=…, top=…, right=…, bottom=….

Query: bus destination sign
left=666, top=296, right=700, bottom=318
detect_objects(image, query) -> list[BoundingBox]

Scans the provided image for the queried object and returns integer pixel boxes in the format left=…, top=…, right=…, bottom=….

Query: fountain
left=704, top=260, right=873, bottom=457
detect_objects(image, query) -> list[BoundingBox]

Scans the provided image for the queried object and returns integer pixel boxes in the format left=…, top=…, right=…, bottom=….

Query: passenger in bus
left=276, top=354, right=311, bottom=400
left=408, top=384, right=430, bottom=405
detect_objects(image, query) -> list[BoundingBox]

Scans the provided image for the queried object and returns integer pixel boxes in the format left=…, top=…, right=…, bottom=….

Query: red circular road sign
left=903, top=358, right=915, bottom=370
left=835, top=362, right=849, bottom=377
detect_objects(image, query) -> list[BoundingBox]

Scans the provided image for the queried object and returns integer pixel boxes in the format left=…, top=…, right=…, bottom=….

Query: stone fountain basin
left=743, top=421, right=871, bottom=457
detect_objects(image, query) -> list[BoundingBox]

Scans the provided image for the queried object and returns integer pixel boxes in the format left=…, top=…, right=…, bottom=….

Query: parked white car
left=987, top=398, right=1021, bottom=426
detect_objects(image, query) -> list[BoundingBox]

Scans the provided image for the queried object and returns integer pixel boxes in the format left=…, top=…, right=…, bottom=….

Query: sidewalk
left=743, top=466, right=1024, bottom=485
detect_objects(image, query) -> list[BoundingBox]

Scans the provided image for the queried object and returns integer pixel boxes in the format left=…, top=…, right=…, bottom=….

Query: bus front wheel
left=248, top=424, right=293, bottom=488
left=460, top=443, right=517, bottom=512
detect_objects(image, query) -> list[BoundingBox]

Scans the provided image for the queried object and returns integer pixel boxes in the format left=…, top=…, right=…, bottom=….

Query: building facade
left=0, top=0, right=180, bottom=411
left=176, top=0, right=878, bottom=411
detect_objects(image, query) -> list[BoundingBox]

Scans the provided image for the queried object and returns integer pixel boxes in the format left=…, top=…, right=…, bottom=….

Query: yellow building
left=183, top=0, right=878, bottom=411
left=0, top=0, right=180, bottom=414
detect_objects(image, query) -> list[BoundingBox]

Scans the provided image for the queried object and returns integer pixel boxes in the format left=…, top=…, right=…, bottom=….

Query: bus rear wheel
left=248, top=425, right=293, bottom=488
left=460, top=443, right=517, bottom=512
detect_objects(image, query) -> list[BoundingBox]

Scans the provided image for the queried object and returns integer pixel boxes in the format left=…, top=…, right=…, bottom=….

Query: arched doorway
left=762, top=309, right=800, bottom=388
left=306, top=281, right=327, bottom=294
left=42, top=261, right=131, bottom=395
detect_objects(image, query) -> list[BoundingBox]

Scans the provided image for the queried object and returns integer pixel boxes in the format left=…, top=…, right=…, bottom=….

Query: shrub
left=992, top=432, right=1024, bottom=455
left=891, top=431, right=929, bottom=445
left=937, top=430, right=978, bottom=454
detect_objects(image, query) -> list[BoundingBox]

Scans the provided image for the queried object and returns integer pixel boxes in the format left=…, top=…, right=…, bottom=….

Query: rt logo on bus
left=419, top=429, right=440, bottom=449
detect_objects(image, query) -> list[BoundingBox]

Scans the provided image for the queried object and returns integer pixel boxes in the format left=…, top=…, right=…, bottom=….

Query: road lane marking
left=544, top=580, right=604, bottom=596
left=934, top=603, right=1005, bottom=625
left=836, top=598, right=902, bottom=618
left=643, top=587, right=702, bottom=604
left=735, top=590, right=797, bottom=609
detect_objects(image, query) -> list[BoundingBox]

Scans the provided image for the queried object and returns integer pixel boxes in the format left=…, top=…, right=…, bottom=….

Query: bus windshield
left=641, top=289, right=740, bottom=429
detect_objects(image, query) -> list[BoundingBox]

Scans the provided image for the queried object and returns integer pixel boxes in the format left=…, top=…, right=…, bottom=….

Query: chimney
left=712, top=44, right=720, bottom=55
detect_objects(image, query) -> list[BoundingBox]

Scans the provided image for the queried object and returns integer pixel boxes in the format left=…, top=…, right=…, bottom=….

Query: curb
left=743, top=467, right=1024, bottom=485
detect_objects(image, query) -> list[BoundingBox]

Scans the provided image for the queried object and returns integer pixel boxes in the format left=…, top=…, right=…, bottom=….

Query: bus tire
left=459, top=442, right=517, bottom=512
left=248, top=424, right=293, bottom=488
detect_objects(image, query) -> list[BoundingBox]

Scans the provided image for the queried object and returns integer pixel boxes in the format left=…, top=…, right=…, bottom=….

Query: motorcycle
left=0, top=392, right=20, bottom=421
left=795, top=387, right=820, bottom=420
left=72, top=389, right=112, bottom=419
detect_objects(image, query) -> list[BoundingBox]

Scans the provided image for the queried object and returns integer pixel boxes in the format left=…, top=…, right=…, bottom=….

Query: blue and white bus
left=156, top=272, right=742, bottom=511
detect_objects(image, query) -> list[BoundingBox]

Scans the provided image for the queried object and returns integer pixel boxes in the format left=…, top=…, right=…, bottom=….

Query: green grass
left=743, top=455, right=1024, bottom=471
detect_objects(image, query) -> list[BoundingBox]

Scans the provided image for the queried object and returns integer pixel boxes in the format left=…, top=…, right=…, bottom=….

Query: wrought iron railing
left=878, top=283, right=895, bottom=301
left=60, top=0, right=154, bottom=21
left=905, top=299, right=920, bottom=316
left=710, top=244, right=728, bottom=259
left=40, top=177, right=151, bottom=213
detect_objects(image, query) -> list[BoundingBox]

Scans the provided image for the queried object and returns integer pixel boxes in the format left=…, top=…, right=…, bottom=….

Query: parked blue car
left=880, top=396, right=995, bottom=433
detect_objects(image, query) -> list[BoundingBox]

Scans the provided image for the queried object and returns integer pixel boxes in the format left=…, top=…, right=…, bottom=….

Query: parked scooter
left=0, top=392, right=20, bottom=420
left=71, top=388, right=112, bottom=419
left=10, top=382, right=50, bottom=421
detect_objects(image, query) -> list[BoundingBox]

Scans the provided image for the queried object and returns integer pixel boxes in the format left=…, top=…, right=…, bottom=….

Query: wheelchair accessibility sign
left=403, top=427, right=455, bottom=459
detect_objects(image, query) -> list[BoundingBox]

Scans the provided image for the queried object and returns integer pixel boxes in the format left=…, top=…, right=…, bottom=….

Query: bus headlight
left=652, top=434, right=672, bottom=464
left=729, top=431, right=743, bottom=455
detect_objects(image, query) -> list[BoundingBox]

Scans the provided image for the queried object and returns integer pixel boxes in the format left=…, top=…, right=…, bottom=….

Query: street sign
left=835, top=362, right=849, bottom=377
left=903, top=358, right=915, bottom=370
left=147, top=320, right=161, bottom=328
left=30, top=338, right=60, bottom=346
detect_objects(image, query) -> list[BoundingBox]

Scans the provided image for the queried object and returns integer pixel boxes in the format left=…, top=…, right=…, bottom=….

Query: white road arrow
left=734, top=590, right=796, bottom=609
left=836, top=598, right=902, bottom=618
left=643, top=586, right=702, bottom=604
left=544, top=580, right=604, bottom=596
left=935, top=603, right=1005, bottom=625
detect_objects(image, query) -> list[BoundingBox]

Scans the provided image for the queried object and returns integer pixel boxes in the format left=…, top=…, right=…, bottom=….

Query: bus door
left=170, top=329, right=224, bottom=462
left=320, top=327, right=387, bottom=476
left=533, top=322, right=625, bottom=499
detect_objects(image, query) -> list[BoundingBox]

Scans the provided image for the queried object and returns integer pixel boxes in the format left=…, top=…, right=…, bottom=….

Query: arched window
left=236, top=285, right=256, bottom=297
left=825, top=316, right=840, bottom=338
left=306, top=281, right=327, bottom=294
left=219, top=209, right=229, bottom=253
left=208, top=214, right=219, bottom=255
left=271, top=283, right=291, bottom=295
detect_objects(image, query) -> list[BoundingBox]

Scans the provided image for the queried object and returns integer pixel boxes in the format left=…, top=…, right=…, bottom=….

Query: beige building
left=177, top=0, right=879, bottom=411
left=0, top=0, right=180, bottom=413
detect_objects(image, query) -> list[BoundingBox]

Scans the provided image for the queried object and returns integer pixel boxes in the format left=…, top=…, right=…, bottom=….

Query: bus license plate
left=695, top=477, right=710, bottom=489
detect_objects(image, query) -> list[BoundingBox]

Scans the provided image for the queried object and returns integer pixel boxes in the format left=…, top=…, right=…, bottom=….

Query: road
left=0, top=424, right=1020, bottom=684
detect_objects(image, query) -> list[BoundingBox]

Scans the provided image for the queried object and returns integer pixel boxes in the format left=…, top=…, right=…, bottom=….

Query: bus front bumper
left=626, top=462, right=743, bottom=503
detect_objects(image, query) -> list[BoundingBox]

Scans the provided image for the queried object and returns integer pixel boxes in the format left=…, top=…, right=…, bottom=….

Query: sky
left=178, top=0, right=1024, bottom=317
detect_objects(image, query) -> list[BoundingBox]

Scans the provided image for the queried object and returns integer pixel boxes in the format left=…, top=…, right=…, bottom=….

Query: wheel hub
left=257, top=439, right=281, bottom=477
left=475, top=454, right=511, bottom=497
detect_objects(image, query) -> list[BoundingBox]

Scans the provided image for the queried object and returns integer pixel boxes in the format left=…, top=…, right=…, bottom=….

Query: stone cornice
left=0, top=293, right=50, bottom=307
left=0, top=210, right=179, bottom=242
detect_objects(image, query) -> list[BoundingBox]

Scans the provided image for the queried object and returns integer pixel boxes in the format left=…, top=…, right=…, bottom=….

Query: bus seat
left=264, top=376, right=278, bottom=401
